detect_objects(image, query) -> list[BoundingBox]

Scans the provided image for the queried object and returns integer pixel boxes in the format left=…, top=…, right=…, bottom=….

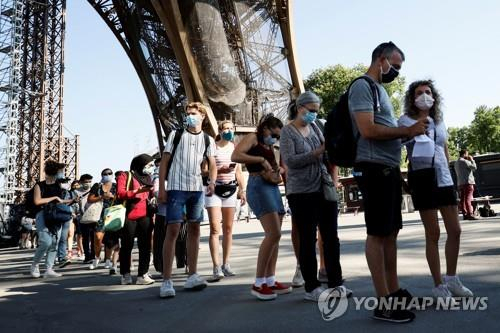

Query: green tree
left=304, top=64, right=406, bottom=118
left=468, top=105, right=500, bottom=154
left=447, top=126, right=471, bottom=160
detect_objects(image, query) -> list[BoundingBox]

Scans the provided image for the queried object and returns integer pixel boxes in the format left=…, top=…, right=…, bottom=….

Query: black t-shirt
left=39, top=181, right=64, bottom=199
left=90, top=182, right=117, bottom=212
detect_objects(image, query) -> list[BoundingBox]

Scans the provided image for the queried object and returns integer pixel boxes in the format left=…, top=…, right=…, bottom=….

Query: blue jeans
left=166, top=191, right=204, bottom=224
left=57, top=219, right=72, bottom=261
left=33, top=211, right=62, bottom=268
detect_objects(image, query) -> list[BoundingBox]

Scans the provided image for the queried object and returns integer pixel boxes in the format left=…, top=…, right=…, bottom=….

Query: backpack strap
left=203, top=132, right=210, bottom=159
left=166, top=129, right=184, bottom=179
left=348, top=76, right=380, bottom=113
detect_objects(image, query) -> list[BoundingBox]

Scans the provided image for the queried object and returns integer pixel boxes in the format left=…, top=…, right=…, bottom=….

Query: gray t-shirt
left=348, top=76, right=401, bottom=167
left=280, top=123, right=323, bottom=195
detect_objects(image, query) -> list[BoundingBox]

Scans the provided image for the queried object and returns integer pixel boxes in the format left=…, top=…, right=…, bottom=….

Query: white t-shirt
left=398, top=115, right=453, bottom=187
left=164, top=130, right=215, bottom=192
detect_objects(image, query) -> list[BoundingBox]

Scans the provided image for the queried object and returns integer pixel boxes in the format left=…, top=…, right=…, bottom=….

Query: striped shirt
left=164, top=130, right=215, bottom=191
left=215, top=142, right=236, bottom=183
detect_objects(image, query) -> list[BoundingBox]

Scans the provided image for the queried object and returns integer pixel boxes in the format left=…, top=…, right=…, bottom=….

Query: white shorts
left=205, top=190, right=238, bottom=208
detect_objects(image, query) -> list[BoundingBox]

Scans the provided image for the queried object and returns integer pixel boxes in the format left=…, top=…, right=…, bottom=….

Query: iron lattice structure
left=87, top=0, right=303, bottom=149
left=0, top=0, right=79, bottom=205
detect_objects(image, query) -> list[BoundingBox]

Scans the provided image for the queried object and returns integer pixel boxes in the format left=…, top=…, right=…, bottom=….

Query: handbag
left=310, top=122, right=338, bottom=201
left=44, top=202, right=73, bottom=234
left=214, top=181, right=238, bottom=198
left=260, top=168, right=282, bottom=185
left=103, top=172, right=132, bottom=232
left=80, top=200, right=103, bottom=224
left=322, top=171, right=338, bottom=202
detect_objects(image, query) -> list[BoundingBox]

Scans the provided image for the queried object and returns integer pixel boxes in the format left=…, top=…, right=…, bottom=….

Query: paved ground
left=0, top=205, right=499, bottom=333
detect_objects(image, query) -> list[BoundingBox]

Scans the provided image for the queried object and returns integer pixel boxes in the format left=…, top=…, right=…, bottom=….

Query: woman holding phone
left=206, top=121, right=246, bottom=281
left=116, top=154, right=155, bottom=285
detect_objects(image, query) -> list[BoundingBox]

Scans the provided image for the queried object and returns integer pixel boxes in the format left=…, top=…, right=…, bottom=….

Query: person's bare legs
left=263, top=215, right=283, bottom=278
left=366, top=235, right=389, bottom=297
left=383, top=231, right=400, bottom=294
left=318, top=232, right=325, bottom=272
left=94, top=231, right=104, bottom=260
left=221, top=207, right=235, bottom=265
left=207, top=207, right=222, bottom=268
left=439, top=205, right=461, bottom=276
left=67, top=222, right=75, bottom=258
left=186, top=223, right=201, bottom=275
left=162, top=223, right=181, bottom=280
left=420, top=209, right=442, bottom=286
left=76, top=234, right=83, bottom=257
left=256, top=213, right=281, bottom=279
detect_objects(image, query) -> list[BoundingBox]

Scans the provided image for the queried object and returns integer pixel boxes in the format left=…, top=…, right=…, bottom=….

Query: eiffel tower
left=88, top=0, right=304, bottom=150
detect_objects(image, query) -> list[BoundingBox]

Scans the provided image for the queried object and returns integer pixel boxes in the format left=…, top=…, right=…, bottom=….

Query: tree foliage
left=304, top=64, right=406, bottom=118
left=447, top=105, right=500, bottom=160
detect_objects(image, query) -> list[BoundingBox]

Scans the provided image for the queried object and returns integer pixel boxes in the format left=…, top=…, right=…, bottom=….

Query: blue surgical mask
left=221, top=130, right=234, bottom=141
left=263, top=135, right=277, bottom=146
left=301, top=110, right=317, bottom=124
left=101, top=175, right=113, bottom=183
left=55, top=171, right=65, bottom=180
left=186, top=114, right=201, bottom=127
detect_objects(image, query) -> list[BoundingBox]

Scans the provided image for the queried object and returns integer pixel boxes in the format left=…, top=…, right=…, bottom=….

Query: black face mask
left=381, top=61, right=399, bottom=83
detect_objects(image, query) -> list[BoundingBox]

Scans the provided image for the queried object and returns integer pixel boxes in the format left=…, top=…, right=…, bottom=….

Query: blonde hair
left=185, top=102, right=208, bottom=117
left=218, top=120, right=233, bottom=132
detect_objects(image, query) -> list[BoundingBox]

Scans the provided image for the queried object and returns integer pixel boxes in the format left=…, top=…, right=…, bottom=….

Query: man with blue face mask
left=158, top=102, right=217, bottom=298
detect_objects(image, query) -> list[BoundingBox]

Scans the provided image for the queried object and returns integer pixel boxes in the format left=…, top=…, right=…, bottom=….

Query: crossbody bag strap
left=123, top=171, right=132, bottom=207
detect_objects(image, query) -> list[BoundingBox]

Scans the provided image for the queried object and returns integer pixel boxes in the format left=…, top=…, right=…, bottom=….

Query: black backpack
left=24, top=181, right=45, bottom=218
left=324, top=76, right=379, bottom=167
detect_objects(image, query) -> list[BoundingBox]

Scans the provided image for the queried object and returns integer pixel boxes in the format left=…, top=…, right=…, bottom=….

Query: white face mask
left=415, top=93, right=434, bottom=110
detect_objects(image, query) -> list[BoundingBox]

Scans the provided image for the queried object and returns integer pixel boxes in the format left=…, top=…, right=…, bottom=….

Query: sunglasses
left=102, top=172, right=113, bottom=176
left=271, top=133, right=280, bottom=140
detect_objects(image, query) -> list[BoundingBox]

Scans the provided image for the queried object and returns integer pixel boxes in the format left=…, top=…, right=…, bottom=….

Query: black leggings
left=288, top=192, right=343, bottom=292
left=119, top=217, right=153, bottom=276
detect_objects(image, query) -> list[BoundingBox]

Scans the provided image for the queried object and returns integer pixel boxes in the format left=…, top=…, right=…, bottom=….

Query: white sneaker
left=304, top=286, right=326, bottom=301
left=137, top=273, right=155, bottom=285
left=89, top=258, right=100, bottom=270
left=104, top=259, right=112, bottom=269
left=30, top=263, right=40, bottom=278
left=221, top=264, right=236, bottom=277
left=339, top=285, right=353, bottom=298
left=292, top=266, right=304, bottom=288
left=208, top=266, right=225, bottom=282
left=184, top=273, right=207, bottom=291
left=444, top=275, right=473, bottom=297
left=44, top=268, right=62, bottom=278
left=160, top=279, right=176, bottom=298
left=26, top=240, right=32, bottom=249
left=432, top=284, right=459, bottom=308
left=109, top=266, right=117, bottom=275
left=121, top=273, right=133, bottom=285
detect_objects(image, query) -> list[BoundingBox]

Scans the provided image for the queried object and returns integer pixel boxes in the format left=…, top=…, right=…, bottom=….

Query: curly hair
left=403, top=80, right=443, bottom=123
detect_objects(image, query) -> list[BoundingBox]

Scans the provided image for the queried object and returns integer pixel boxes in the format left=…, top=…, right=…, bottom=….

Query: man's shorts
left=166, top=190, right=204, bottom=224
left=353, top=162, right=403, bottom=237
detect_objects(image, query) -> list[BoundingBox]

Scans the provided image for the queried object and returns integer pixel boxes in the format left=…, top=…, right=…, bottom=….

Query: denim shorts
left=246, top=175, right=285, bottom=219
left=166, top=190, right=204, bottom=224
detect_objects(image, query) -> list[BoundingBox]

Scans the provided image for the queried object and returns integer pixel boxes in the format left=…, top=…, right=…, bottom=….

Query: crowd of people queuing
left=21, top=41, right=478, bottom=324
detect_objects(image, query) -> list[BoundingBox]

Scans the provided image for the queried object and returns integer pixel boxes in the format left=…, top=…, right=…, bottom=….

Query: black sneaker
left=389, top=288, right=423, bottom=310
left=58, top=258, right=71, bottom=268
left=373, top=308, right=416, bottom=323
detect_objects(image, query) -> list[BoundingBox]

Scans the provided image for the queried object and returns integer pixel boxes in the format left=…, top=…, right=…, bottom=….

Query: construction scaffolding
left=0, top=0, right=79, bottom=207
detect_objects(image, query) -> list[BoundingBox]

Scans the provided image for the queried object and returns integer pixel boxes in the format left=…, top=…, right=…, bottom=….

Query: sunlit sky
left=63, top=0, right=500, bottom=179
